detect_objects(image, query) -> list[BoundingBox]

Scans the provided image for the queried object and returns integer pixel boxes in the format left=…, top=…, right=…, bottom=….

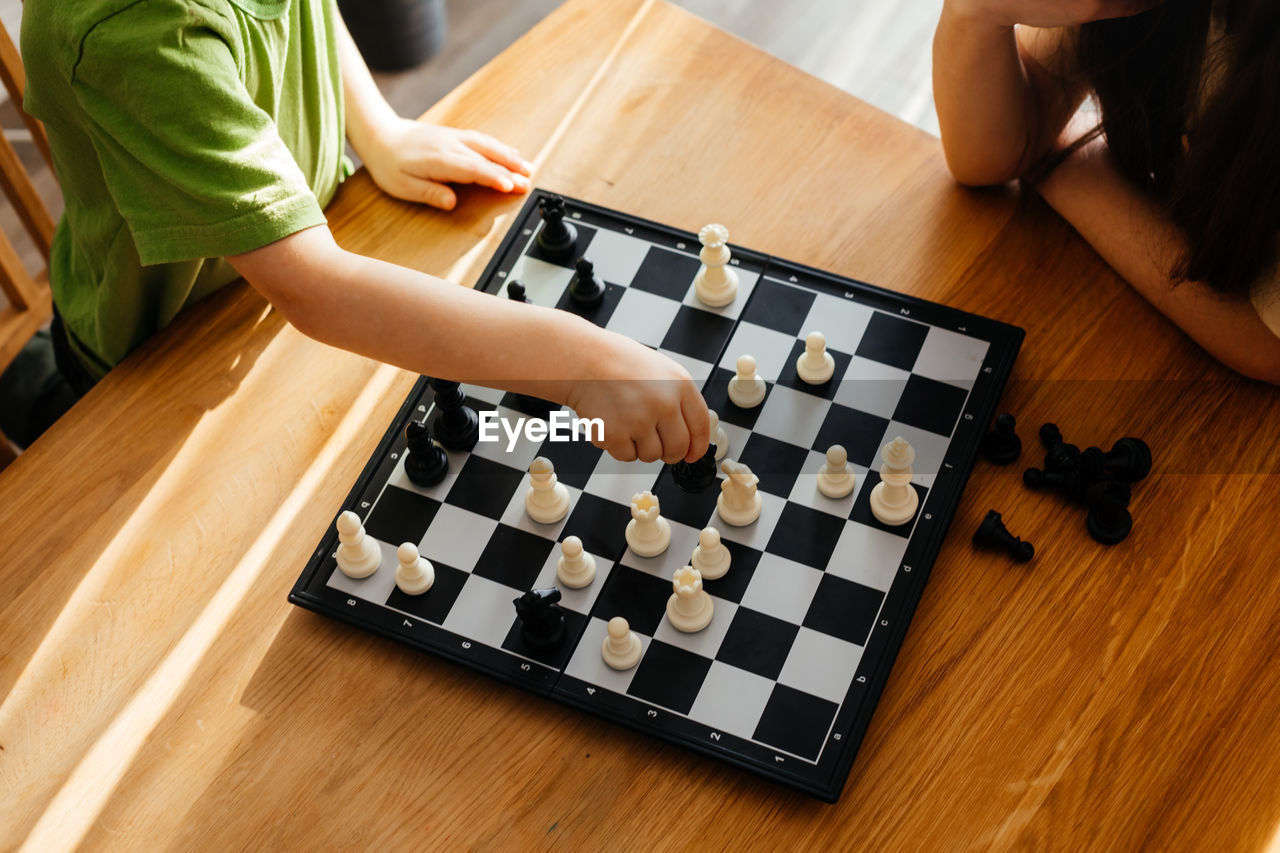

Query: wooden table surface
left=4, top=0, right=1279, bottom=849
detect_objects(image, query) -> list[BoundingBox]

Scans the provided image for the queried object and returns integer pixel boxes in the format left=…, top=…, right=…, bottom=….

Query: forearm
left=333, top=11, right=398, bottom=160
left=1036, top=140, right=1280, bottom=383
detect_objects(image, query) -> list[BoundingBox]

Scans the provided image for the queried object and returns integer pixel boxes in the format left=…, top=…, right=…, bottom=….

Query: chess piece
left=692, top=223, right=740, bottom=307
left=980, top=413, right=1022, bottom=465
left=795, top=331, right=835, bottom=384
left=556, top=535, right=597, bottom=588
left=525, top=456, right=570, bottom=523
left=709, top=410, right=729, bottom=461
left=672, top=443, right=718, bottom=493
left=514, top=588, right=566, bottom=650
left=536, top=194, right=578, bottom=260
left=728, top=354, right=766, bottom=408
left=690, top=526, right=730, bottom=580
left=625, top=491, right=671, bottom=557
left=1039, top=422, right=1081, bottom=472
left=816, top=444, right=856, bottom=499
left=666, top=565, right=714, bottom=632
left=971, top=510, right=1034, bottom=563
left=716, top=459, right=762, bottom=526
left=1087, top=491, right=1133, bottom=545
left=430, top=378, right=479, bottom=452
left=869, top=437, right=919, bottom=526
left=394, top=542, right=435, bottom=594
left=335, top=510, right=381, bottom=578
left=404, top=420, right=449, bottom=487
left=568, top=256, right=605, bottom=308
left=601, top=616, right=642, bottom=670
left=1094, top=436, right=1153, bottom=483
left=506, top=279, right=528, bottom=302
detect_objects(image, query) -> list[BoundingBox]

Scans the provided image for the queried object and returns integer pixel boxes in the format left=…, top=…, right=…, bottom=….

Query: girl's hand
left=946, top=0, right=1165, bottom=29
left=363, top=119, right=533, bottom=210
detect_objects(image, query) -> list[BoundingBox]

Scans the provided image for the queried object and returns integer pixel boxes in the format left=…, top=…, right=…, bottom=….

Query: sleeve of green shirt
left=70, top=0, right=328, bottom=266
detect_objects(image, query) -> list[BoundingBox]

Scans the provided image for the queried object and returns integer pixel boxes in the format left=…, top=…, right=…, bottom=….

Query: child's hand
left=562, top=331, right=710, bottom=465
left=948, top=0, right=1163, bottom=28
left=364, top=119, right=533, bottom=210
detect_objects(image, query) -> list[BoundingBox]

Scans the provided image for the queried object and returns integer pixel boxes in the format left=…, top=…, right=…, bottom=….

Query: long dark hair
left=1072, top=0, right=1280, bottom=294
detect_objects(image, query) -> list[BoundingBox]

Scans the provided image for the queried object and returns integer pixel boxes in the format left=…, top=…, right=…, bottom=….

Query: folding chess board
left=289, top=190, right=1023, bottom=801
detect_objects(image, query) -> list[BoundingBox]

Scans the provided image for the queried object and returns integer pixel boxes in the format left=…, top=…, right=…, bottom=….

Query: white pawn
left=625, top=491, right=671, bottom=557
left=556, top=535, right=597, bottom=588
left=728, top=354, right=766, bottom=408
left=716, top=459, right=762, bottom=526
left=601, top=616, right=642, bottom=670
left=796, top=331, right=835, bottom=384
left=817, top=444, right=856, bottom=499
left=709, top=410, right=729, bottom=461
left=335, top=510, right=381, bottom=578
left=667, top=565, right=714, bottom=632
left=395, top=542, right=435, bottom=594
left=692, top=223, right=740, bottom=307
left=690, top=526, right=731, bottom=580
left=870, top=436, right=919, bottom=526
left=525, top=456, right=570, bottom=524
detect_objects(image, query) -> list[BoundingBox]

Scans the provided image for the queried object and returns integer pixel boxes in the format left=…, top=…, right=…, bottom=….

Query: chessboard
left=289, top=190, right=1024, bottom=801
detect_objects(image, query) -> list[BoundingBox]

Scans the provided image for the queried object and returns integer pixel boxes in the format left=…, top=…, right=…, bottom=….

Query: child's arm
left=228, top=226, right=712, bottom=463
left=334, top=12, right=531, bottom=210
left=1036, top=135, right=1280, bottom=383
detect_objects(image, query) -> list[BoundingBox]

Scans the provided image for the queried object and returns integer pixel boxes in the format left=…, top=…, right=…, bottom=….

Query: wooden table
left=4, top=0, right=1279, bottom=848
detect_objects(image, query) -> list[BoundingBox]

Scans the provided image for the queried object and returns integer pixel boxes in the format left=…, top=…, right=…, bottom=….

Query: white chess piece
left=625, top=491, right=671, bottom=557
left=335, top=510, right=381, bottom=578
left=601, top=616, right=642, bottom=670
left=708, top=410, right=729, bottom=461
left=556, top=535, right=597, bottom=588
left=796, top=330, right=835, bottom=384
left=690, top=526, right=731, bottom=580
left=525, top=456, right=570, bottom=524
left=692, top=223, right=740, bottom=307
left=869, top=436, right=919, bottom=526
left=728, top=354, right=766, bottom=408
left=716, top=459, right=762, bottom=526
left=394, top=542, right=435, bottom=594
left=666, top=565, right=714, bottom=632
left=817, top=444, right=856, bottom=499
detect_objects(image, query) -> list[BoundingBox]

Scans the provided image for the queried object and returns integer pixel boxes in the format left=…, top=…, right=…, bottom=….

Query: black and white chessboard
left=289, top=190, right=1023, bottom=801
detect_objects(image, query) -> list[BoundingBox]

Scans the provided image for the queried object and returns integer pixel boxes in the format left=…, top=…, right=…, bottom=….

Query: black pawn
left=671, top=443, right=719, bottom=493
left=514, top=587, right=566, bottom=650
left=1098, top=436, right=1152, bottom=483
left=568, top=257, right=605, bottom=308
left=404, top=420, right=449, bottom=487
left=972, top=509, right=1034, bottom=562
left=981, top=413, right=1022, bottom=465
left=430, top=377, right=479, bottom=452
left=507, top=279, right=528, bottom=303
left=1087, top=492, right=1133, bottom=545
left=536, top=195, right=578, bottom=260
left=1039, top=422, right=1081, bottom=472
left=1023, top=465, right=1090, bottom=503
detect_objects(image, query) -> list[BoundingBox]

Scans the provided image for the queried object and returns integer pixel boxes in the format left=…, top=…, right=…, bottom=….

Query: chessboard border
left=290, top=189, right=1024, bottom=802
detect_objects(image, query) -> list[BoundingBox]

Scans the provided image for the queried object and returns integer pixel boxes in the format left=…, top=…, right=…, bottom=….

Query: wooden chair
left=0, top=21, right=56, bottom=468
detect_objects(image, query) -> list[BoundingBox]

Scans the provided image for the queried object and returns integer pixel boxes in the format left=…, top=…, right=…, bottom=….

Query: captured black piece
left=506, top=279, right=528, bottom=302
left=672, top=444, right=719, bottom=493
left=972, top=509, right=1035, bottom=562
left=1023, top=465, right=1090, bottom=502
left=568, top=256, right=606, bottom=308
left=536, top=194, right=578, bottom=260
left=514, top=587, right=566, bottom=650
left=980, top=413, right=1022, bottom=465
left=429, top=377, right=480, bottom=452
left=1039, top=422, right=1081, bottom=472
left=1086, top=492, right=1133, bottom=545
left=404, top=420, right=449, bottom=487
left=1095, top=436, right=1152, bottom=483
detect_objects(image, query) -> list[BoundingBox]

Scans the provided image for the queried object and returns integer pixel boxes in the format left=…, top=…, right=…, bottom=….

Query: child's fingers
left=680, top=391, right=711, bottom=463
left=421, top=152, right=527, bottom=194
left=401, top=177, right=457, bottom=210
left=607, top=437, right=639, bottom=463
left=634, top=429, right=664, bottom=464
left=463, top=132, right=533, bottom=176
left=656, top=410, right=692, bottom=465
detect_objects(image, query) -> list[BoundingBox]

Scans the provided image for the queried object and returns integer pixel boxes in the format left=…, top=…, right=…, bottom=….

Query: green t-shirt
left=22, top=0, right=346, bottom=378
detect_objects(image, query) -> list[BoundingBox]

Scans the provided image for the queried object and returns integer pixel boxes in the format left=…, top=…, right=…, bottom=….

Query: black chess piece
left=514, top=587, right=566, bottom=650
left=671, top=443, right=719, bottom=493
left=507, top=279, right=528, bottom=303
left=429, top=377, right=479, bottom=452
left=972, top=509, right=1035, bottom=562
left=1039, top=422, right=1081, bottom=472
left=404, top=420, right=449, bottom=487
left=981, top=413, right=1022, bottom=465
left=536, top=195, right=578, bottom=260
left=568, top=257, right=606, bottom=308
left=1086, top=491, right=1133, bottom=545
left=1023, top=465, right=1090, bottom=503
left=1096, top=436, right=1152, bottom=483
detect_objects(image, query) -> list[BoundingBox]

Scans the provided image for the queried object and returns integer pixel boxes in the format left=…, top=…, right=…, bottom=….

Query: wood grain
left=2, top=1, right=1278, bottom=849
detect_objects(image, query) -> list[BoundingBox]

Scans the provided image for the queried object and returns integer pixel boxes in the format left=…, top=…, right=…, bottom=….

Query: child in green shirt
left=15, top=0, right=710, bottom=464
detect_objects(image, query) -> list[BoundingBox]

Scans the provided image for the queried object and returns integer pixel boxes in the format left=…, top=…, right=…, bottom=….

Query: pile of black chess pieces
left=973, top=413, right=1153, bottom=562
